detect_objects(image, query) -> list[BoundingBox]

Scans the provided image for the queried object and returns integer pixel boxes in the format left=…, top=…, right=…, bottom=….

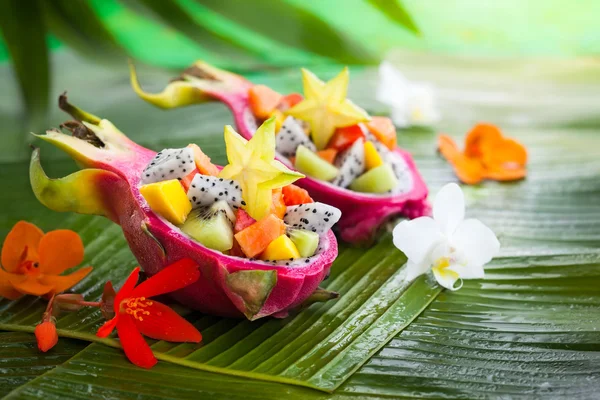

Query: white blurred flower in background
left=377, top=61, right=440, bottom=128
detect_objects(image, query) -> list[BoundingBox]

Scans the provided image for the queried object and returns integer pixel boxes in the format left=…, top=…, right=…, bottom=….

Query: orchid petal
left=0, top=269, right=23, bottom=300
left=1, top=221, right=43, bottom=272
left=39, top=267, right=93, bottom=294
left=448, top=263, right=485, bottom=280
left=432, top=266, right=462, bottom=291
left=38, top=230, right=84, bottom=275
left=433, top=183, right=465, bottom=236
left=393, top=217, right=444, bottom=265
left=452, top=218, right=500, bottom=269
left=6, top=274, right=53, bottom=297
left=404, top=259, right=431, bottom=281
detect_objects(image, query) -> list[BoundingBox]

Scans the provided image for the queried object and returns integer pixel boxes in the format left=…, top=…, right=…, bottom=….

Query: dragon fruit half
left=130, top=62, right=429, bottom=243
left=29, top=95, right=338, bottom=320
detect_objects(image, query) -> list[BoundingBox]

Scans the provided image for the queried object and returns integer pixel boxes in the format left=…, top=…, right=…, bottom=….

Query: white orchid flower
left=393, top=183, right=500, bottom=290
left=376, top=61, right=440, bottom=128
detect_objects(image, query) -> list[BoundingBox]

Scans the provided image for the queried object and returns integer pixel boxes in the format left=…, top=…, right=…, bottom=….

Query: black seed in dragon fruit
left=141, top=147, right=194, bottom=184
left=331, top=138, right=365, bottom=188
left=276, top=116, right=316, bottom=158
left=187, top=174, right=245, bottom=209
left=365, top=131, right=413, bottom=194
left=283, top=202, right=341, bottom=234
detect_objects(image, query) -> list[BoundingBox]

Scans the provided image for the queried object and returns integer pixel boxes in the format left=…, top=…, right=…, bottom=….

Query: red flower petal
left=114, top=267, right=140, bottom=310
left=131, top=259, right=199, bottom=299
left=96, top=317, right=118, bottom=338
left=116, top=315, right=156, bottom=369
left=133, top=300, right=202, bottom=343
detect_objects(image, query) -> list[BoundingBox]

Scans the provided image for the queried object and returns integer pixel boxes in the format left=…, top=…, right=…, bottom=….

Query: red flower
left=96, top=259, right=202, bottom=368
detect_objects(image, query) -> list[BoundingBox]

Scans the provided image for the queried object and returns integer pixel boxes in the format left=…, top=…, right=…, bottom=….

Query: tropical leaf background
left=1, top=1, right=600, bottom=398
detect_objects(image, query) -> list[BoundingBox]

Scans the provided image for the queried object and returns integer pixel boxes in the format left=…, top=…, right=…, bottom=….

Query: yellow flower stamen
left=123, top=297, right=153, bottom=322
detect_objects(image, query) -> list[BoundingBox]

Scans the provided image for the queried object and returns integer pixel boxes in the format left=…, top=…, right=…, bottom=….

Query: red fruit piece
left=282, top=184, right=313, bottom=206
left=316, top=149, right=337, bottom=164
left=180, top=169, right=199, bottom=192
left=327, top=124, right=365, bottom=152
left=366, top=117, right=397, bottom=150
left=271, top=188, right=287, bottom=219
left=234, top=209, right=256, bottom=233
left=234, top=214, right=286, bottom=258
left=187, top=144, right=220, bottom=176
left=278, top=93, right=304, bottom=110
left=248, top=85, right=283, bottom=120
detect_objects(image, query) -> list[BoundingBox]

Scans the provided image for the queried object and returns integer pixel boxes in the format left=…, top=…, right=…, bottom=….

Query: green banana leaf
left=2, top=51, right=600, bottom=398
left=0, top=0, right=419, bottom=127
left=0, top=332, right=86, bottom=395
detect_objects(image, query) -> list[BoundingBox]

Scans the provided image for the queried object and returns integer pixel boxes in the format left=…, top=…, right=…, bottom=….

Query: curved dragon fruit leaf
left=130, top=62, right=430, bottom=244
left=29, top=95, right=339, bottom=320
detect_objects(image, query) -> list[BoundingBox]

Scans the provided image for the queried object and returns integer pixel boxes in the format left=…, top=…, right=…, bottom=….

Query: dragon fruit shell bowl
left=30, top=96, right=339, bottom=320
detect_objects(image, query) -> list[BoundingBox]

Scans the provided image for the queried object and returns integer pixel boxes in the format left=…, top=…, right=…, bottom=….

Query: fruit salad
left=138, top=120, right=341, bottom=264
left=247, top=69, right=412, bottom=196
left=31, top=95, right=341, bottom=319
left=131, top=62, right=429, bottom=244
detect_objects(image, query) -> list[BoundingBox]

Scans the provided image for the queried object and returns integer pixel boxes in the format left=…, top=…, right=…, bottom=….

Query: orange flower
left=35, top=320, right=59, bottom=352
left=0, top=221, right=92, bottom=300
left=438, top=123, right=527, bottom=185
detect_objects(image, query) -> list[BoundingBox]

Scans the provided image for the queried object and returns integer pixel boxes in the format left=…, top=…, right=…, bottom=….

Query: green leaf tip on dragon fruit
left=29, top=94, right=340, bottom=320
left=132, top=61, right=431, bottom=244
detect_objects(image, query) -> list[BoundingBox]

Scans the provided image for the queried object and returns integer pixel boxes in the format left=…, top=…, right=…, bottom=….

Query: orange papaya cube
left=234, top=214, right=286, bottom=258
left=271, top=188, right=287, bottom=219
left=187, top=144, right=220, bottom=176
left=248, top=85, right=283, bottom=120
left=366, top=117, right=397, bottom=150
left=316, top=149, right=338, bottom=164
left=327, top=124, right=365, bottom=152
left=282, top=184, right=313, bottom=206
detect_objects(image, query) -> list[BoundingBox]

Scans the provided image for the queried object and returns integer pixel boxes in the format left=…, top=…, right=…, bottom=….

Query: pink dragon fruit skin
left=130, top=62, right=430, bottom=243
left=30, top=95, right=338, bottom=320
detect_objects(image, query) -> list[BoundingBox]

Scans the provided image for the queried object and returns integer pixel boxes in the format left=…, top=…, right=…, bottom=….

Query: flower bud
left=35, top=321, right=58, bottom=352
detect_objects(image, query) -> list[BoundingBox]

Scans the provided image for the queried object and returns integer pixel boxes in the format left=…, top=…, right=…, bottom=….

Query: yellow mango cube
left=364, top=141, right=384, bottom=170
left=140, top=180, right=191, bottom=225
left=272, top=109, right=287, bottom=132
left=260, top=234, right=300, bottom=261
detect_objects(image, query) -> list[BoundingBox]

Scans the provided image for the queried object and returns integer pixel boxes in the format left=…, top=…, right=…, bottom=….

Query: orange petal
left=6, top=274, right=54, bottom=297
left=38, top=230, right=84, bottom=275
left=1, top=221, right=44, bottom=272
left=0, top=269, right=24, bottom=300
left=484, top=165, right=527, bottom=182
left=452, top=155, right=486, bottom=185
left=482, top=137, right=528, bottom=168
left=464, top=123, right=503, bottom=158
left=38, top=266, right=93, bottom=294
left=437, top=134, right=462, bottom=163
left=438, top=135, right=485, bottom=185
